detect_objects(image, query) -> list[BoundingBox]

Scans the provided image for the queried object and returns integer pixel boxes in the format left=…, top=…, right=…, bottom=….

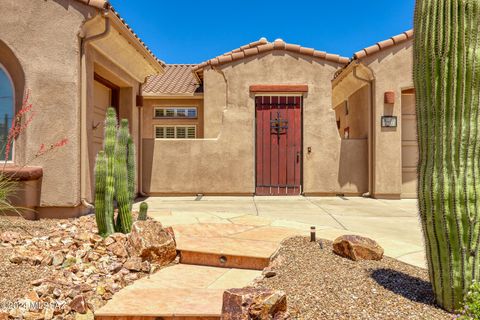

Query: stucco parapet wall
left=192, top=38, right=350, bottom=75
left=75, top=0, right=108, bottom=9
left=353, top=29, right=414, bottom=60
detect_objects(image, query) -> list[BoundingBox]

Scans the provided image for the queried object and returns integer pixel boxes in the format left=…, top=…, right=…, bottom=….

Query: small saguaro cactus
left=94, top=151, right=107, bottom=236
left=414, top=0, right=480, bottom=311
left=114, top=119, right=133, bottom=233
left=138, top=202, right=148, bottom=221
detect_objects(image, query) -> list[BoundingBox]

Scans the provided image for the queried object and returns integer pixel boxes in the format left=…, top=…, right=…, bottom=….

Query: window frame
left=0, top=63, right=14, bottom=163
left=154, top=125, right=197, bottom=139
left=153, top=106, right=198, bottom=119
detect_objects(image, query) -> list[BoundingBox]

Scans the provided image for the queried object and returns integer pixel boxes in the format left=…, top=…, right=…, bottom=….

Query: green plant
left=94, top=151, right=107, bottom=236
left=413, top=0, right=480, bottom=311
left=457, top=282, right=480, bottom=319
left=94, top=108, right=136, bottom=236
left=103, top=107, right=117, bottom=235
left=138, top=201, right=148, bottom=221
left=114, top=119, right=133, bottom=233
left=127, top=134, right=136, bottom=211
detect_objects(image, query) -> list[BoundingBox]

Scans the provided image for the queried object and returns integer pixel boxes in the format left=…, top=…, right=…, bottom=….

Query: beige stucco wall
left=143, top=98, right=204, bottom=139
left=144, top=52, right=368, bottom=195
left=334, top=85, right=369, bottom=139
left=0, top=0, right=96, bottom=212
left=362, top=40, right=414, bottom=198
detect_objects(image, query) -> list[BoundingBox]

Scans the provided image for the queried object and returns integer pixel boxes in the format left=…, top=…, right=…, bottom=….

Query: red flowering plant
left=0, top=90, right=68, bottom=222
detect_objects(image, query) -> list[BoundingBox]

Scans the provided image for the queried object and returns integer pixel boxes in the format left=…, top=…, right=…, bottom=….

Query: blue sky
left=109, top=0, right=415, bottom=64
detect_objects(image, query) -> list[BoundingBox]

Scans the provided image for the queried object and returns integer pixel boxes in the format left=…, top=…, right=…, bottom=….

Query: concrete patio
left=139, top=196, right=425, bottom=268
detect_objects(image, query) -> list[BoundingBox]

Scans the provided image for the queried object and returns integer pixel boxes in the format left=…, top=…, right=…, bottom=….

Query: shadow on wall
left=337, top=139, right=368, bottom=193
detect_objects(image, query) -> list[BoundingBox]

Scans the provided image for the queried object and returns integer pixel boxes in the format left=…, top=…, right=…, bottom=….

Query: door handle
left=297, top=152, right=300, bottom=163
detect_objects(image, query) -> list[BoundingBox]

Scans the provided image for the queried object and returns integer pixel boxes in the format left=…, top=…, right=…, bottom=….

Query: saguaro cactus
left=414, top=0, right=480, bottom=311
left=115, top=119, right=133, bottom=233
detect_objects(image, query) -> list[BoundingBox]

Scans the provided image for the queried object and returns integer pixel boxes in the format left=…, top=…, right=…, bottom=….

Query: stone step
left=172, top=223, right=303, bottom=270
left=95, top=264, right=261, bottom=320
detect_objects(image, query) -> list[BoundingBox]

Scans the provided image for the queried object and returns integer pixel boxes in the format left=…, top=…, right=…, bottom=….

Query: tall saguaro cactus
left=414, top=0, right=480, bottom=311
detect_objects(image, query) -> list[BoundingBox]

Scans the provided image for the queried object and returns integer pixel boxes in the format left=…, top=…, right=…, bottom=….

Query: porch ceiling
left=332, top=62, right=374, bottom=108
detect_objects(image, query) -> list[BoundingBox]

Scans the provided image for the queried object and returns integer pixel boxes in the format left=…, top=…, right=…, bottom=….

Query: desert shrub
left=457, top=282, right=480, bottom=319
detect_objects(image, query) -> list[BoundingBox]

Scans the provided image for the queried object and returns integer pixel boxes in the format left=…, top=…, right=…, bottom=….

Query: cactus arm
left=94, top=151, right=107, bottom=236
left=103, top=107, right=117, bottom=236
left=414, top=0, right=480, bottom=311
left=114, top=119, right=133, bottom=233
left=127, top=134, right=136, bottom=211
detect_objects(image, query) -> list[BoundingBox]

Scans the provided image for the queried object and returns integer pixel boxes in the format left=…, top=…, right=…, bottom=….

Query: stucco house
left=0, top=0, right=415, bottom=219
left=0, top=0, right=164, bottom=219
left=141, top=30, right=415, bottom=200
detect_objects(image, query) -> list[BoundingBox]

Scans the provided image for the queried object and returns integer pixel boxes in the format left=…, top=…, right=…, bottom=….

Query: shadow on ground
left=370, top=268, right=435, bottom=305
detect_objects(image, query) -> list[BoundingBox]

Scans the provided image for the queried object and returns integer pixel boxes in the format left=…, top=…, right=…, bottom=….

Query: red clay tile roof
left=192, top=38, right=350, bottom=74
left=143, top=64, right=202, bottom=96
left=353, top=29, right=414, bottom=59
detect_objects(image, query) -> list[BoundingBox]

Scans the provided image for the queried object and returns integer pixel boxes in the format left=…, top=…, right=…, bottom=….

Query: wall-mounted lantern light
left=381, top=116, right=398, bottom=128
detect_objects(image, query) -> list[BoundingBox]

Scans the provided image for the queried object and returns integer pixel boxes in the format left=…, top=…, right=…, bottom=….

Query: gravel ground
left=0, top=216, right=59, bottom=301
left=255, top=237, right=453, bottom=320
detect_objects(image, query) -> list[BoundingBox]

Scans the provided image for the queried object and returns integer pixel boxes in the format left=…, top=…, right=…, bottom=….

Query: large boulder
left=333, top=235, right=384, bottom=261
left=127, top=220, right=177, bottom=266
left=221, top=287, right=288, bottom=320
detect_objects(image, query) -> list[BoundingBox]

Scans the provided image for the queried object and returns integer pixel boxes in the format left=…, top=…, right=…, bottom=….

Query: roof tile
left=143, top=64, right=202, bottom=96
left=193, top=38, right=349, bottom=74
left=354, top=29, right=414, bottom=60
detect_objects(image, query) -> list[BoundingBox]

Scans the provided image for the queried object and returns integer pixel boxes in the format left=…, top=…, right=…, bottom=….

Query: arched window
left=0, top=65, right=14, bottom=161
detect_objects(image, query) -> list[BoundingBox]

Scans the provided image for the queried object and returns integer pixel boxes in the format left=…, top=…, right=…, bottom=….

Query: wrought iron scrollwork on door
left=270, top=111, right=288, bottom=136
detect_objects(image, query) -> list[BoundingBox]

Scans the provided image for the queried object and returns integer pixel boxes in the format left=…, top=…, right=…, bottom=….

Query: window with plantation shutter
left=154, top=107, right=197, bottom=119
left=155, top=125, right=196, bottom=139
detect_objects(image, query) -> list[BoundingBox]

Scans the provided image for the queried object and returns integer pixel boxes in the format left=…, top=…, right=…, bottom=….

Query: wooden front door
left=255, top=96, right=302, bottom=195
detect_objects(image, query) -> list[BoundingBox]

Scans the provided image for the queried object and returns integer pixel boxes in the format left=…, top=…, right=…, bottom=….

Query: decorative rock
left=221, top=287, right=287, bottom=320
left=0, top=231, right=21, bottom=243
left=107, top=242, right=128, bottom=258
left=109, top=261, right=123, bottom=273
left=52, top=288, right=62, bottom=298
left=69, top=295, right=87, bottom=314
left=127, top=220, right=177, bottom=265
left=333, top=235, right=384, bottom=261
left=262, top=270, right=277, bottom=278
left=52, top=252, right=64, bottom=266
left=123, top=257, right=143, bottom=272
